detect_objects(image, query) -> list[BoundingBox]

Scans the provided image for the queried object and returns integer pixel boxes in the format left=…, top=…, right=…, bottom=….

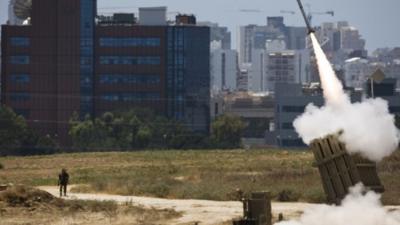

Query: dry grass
left=0, top=185, right=181, bottom=225
left=378, top=150, right=400, bottom=205
left=0, top=149, right=399, bottom=205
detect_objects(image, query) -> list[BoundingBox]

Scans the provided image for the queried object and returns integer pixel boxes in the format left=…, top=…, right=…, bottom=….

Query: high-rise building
left=248, top=49, right=266, bottom=92
left=238, top=24, right=283, bottom=64
left=317, top=22, right=341, bottom=52
left=1, top=1, right=210, bottom=145
left=2, top=0, right=98, bottom=144
left=265, top=50, right=310, bottom=92
left=340, top=26, right=365, bottom=51
left=238, top=17, right=307, bottom=65
left=286, top=27, right=307, bottom=50
left=210, top=49, right=238, bottom=93
left=315, top=21, right=366, bottom=56
left=238, top=25, right=257, bottom=65
left=198, top=22, right=231, bottom=50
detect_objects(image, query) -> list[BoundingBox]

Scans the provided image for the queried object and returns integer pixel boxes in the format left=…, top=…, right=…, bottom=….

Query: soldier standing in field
left=58, top=168, right=69, bottom=197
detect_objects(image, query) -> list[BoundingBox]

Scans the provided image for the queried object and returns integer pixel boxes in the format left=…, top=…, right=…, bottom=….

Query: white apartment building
left=344, top=57, right=373, bottom=89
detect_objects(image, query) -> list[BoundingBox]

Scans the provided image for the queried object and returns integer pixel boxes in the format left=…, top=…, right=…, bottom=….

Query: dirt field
left=0, top=150, right=399, bottom=224
left=0, top=185, right=181, bottom=225
left=1, top=185, right=399, bottom=225
left=0, top=149, right=399, bottom=204
left=39, top=185, right=327, bottom=224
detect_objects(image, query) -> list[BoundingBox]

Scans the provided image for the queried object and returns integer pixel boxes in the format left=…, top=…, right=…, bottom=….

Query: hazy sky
left=1, top=0, right=399, bottom=51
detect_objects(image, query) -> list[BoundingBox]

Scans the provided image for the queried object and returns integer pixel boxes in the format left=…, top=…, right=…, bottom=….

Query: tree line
left=7, top=105, right=399, bottom=157
left=0, top=106, right=57, bottom=156
left=0, top=106, right=246, bottom=156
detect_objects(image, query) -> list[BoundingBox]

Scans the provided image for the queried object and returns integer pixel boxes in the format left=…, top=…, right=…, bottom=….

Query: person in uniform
left=58, top=168, right=69, bottom=197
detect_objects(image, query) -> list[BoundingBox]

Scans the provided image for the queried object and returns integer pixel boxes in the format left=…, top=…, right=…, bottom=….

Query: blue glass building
left=1, top=1, right=211, bottom=145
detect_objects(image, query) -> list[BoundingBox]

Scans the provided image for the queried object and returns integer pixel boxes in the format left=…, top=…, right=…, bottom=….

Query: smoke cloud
left=293, top=98, right=399, bottom=162
left=284, top=31, right=400, bottom=225
left=293, top=33, right=399, bottom=162
left=275, top=184, right=400, bottom=225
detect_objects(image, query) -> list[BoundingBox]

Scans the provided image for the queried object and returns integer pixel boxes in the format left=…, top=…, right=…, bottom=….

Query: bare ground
left=0, top=186, right=181, bottom=225
left=40, top=186, right=400, bottom=225
left=1, top=185, right=399, bottom=225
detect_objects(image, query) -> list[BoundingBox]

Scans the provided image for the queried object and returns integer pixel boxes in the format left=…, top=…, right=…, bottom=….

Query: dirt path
left=38, top=186, right=400, bottom=225
left=38, top=186, right=313, bottom=224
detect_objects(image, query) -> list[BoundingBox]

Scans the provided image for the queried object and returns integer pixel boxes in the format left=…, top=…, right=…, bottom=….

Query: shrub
left=211, top=114, right=246, bottom=149
left=0, top=185, right=54, bottom=206
left=277, top=189, right=301, bottom=202
left=0, top=162, right=4, bottom=170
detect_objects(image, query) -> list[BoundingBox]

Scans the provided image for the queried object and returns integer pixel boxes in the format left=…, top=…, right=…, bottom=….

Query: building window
left=10, top=74, right=30, bottom=84
left=10, top=37, right=30, bottom=46
left=99, top=74, right=160, bottom=85
left=81, top=57, right=92, bottom=65
left=100, top=56, right=161, bottom=65
left=282, top=105, right=305, bottom=113
left=281, top=122, right=294, bottom=130
left=79, top=0, right=95, bottom=118
left=101, top=92, right=160, bottom=102
left=101, top=93, right=119, bottom=101
left=99, top=38, right=161, bottom=47
left=10, top=92, right=30, bottom=102
left=10, top=56, right=30, bottom=64
left=389, top=106, right=400, bottom=113
left=121, top=93, right=160, bottom=102
left=14, top=109, right=30, bottom=118
left=166, top=27, right=186, bottom=120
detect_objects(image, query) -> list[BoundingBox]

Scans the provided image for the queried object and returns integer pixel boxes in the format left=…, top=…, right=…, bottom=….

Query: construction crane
left=281, top=4, right=333, bottom=30
left=307, top=11, right=334, bottom=26
left=239, top=9, right=263, bottom=13
left=305, top=4, right=334, bottom=26
left=280, top=10, right=296, bottom=15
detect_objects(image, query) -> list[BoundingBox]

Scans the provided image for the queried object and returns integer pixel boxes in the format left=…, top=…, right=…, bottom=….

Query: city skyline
left=1, top=0, right=400, bottom=51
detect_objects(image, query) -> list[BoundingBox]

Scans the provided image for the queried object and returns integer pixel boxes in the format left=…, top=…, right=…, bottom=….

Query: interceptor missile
left=296, top=0, right=315, bottom=34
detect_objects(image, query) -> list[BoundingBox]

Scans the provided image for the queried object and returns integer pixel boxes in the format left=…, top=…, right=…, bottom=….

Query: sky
left=1, top=0, right=400, bottom=51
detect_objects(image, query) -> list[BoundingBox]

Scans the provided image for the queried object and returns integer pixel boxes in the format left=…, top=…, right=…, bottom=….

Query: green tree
left=0, top=106, right=29, bottom=154
left=211, top=114, right=246, bottom=149
left=69, top=116, right=111, bottom=150
left=135, top=126, right=152, bottom=148
left=69, top=108, right=211, bottom=150
left=69, top=110, right=154, bottom=150
left=0, top=106, right=57, bottom=155
left=35, top=134, right=58, bottom=154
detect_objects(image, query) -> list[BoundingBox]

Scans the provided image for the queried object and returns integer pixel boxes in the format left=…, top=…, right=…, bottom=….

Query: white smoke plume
left=275, top=184, right=400, bottom=225
left=309, top=33, right=348, bottom=107
left=286, top=31, right=399, bottom=225
left=293, top=33, right=399, bottom=162
left=294, top=98, right=399, bottom=162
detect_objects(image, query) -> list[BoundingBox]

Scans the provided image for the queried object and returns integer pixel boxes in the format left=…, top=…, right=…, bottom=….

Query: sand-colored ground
left=0, top=186, right=180, bottom=225
left=1, top=185, right=399, bottom=225
left=40, top=186, right=387, bottom=225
